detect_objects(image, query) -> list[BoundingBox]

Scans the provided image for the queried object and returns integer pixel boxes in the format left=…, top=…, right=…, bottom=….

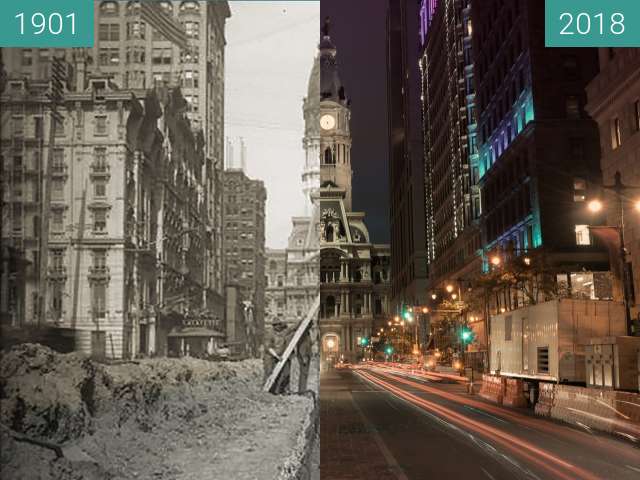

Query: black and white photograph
left=1, top=1, right=319, bottom=479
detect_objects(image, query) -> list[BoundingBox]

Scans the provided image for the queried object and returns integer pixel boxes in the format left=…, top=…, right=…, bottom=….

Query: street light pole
left=601, top=171, right=639, bottom=336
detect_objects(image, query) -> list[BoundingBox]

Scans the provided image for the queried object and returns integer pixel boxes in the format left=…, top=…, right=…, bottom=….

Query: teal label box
left=546, top=0, right=640, bottom=47
left=0, top=0, right=94, bottom=47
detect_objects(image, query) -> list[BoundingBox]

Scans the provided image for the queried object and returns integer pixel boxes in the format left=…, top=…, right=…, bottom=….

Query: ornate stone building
left=264, top=56, right=320, bottom=335
left=318, top=24, right=391, bottom=364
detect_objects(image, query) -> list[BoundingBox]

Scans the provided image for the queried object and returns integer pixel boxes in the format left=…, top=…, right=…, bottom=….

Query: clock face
left=320, top=114, right=336, bottom=130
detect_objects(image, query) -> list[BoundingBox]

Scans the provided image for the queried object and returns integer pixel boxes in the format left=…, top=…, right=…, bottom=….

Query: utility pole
left=38, top=56, right=65, bottom=325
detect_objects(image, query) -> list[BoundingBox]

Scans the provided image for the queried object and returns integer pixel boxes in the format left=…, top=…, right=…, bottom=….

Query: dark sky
left=321, top=0, right=390, bottom=244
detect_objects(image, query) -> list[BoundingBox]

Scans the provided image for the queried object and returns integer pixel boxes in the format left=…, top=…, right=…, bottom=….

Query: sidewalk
left=320, top=369, right=406, bottom=480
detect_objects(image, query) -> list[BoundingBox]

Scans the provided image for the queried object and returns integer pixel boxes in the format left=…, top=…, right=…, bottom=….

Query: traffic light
left=460, top=327, right=474, bottom=344
left=385, top=345, right=393, bottom=355
left=360, top=337, right=369, bottom=346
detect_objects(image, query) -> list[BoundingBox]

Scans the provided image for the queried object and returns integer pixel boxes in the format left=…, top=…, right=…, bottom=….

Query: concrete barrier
left=533, top=383, right=640, bottom=438
left=534, top=382, right=555, bottom=417
left=479, top=374, right=505, bottom=405
left=503, top=378, right=528, bottom=408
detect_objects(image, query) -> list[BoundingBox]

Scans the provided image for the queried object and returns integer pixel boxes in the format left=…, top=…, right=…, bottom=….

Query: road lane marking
left=463, top=405, right=510, bottom=425
left=626, top=465, right=640, bottom=474
left=481, top=467, right=497, bottom=480
left=349, top=391, right=410, bottom=480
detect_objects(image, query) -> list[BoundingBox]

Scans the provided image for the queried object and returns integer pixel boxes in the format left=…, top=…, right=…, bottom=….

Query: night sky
left=321, top=0, right=391, bottom=244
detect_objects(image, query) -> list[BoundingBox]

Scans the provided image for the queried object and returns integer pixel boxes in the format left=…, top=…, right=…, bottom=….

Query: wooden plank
left=263, top=296, right=319, bottom=393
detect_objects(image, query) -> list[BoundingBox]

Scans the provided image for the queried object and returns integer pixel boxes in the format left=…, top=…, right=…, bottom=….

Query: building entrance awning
left=167, top=327, right=225, bottom=338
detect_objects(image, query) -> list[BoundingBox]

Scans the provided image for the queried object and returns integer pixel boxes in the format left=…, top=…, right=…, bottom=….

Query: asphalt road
left=319, top=364, right=640, bottom=480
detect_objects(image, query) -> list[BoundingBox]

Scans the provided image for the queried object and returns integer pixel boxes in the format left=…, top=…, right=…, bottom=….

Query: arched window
left=99, top=1, right=119, bottom=15
left=180, top=1, right=200, bottom=13
left=126, top=1, right=141, bottom=15
left=324, top=147, right=334, bottom=165
left=269, top=260, right=277, bottom=270
left=159, top=1, right=173, bottom=14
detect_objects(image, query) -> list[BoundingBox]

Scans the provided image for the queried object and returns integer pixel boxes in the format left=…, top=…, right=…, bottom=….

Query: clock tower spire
left=319, top=17, right=353, bottom=211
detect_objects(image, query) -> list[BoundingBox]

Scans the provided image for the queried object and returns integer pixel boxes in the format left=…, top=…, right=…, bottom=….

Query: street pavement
left=320, top=363, right=640, bottom=480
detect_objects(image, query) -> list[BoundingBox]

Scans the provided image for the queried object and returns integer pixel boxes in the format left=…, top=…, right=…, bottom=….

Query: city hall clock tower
left=319, top=19, right=353, bottom=211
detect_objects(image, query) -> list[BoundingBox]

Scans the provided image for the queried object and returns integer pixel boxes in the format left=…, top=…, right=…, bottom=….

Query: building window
left=153, top=72, right=172, bottom=86
left=180, top=2, right=200, bottom=12
left=183, top=21, right=200, bottom=39
left=51, top=210, right=63, bottom=232
left=181, top=70, right=199, bottom=88
left=575, top=225, right=591, bottom=245
left=92, top=283, right=107, bottom=319
left=21, top=49, right=33, bottom=66
left=54, top=117, right=65, bottom=137
left=126, top=1, right=141, bottom=16
left=52, top=149, right=65, bottom=173
left=98, top=24, right=120, bottom=41
left=100, top=1, right=119, bottom=15
left=573, top=177, right=586, bottom=202
left=94, top=180, right=107, bottom=198
left=612, top=117, right=622, bottom=149
left=180, top=47, right=199, bottom=63
left=51, top=180, right=64, bottom=201
left=565, top=96, right=580, bottom=119
left=126, top=47, right=146, bottom=64
left=13, top=116, right=24, bottom=137
left=95, top=116, right=107, bottom=136
left=93, top=147, right=108, bottom=172
left=93, top=250, right=107, bottom=270
left=93, top=210, right=107, bottom=233
left=98, top=48, right=120, bottom=66
left=152, top=48, right=172, bottom=65
left=127, top=21, right=146, bottom=40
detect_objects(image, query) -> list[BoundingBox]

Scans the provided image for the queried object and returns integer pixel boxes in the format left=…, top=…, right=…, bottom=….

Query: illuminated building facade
left=319, top=23, right=392, bottom=364
left=419, top=0, right=482, bottom=290
left=472, top=0, right=606, bottom=273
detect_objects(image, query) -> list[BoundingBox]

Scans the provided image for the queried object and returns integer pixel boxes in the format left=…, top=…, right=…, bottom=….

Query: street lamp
left=446, top=284, right=454, bottom=293
left=490, top=255, right=501, bottom=266
left=588, top=199, right=603, bottom=213
left=431, top=293, right=437, bottom=300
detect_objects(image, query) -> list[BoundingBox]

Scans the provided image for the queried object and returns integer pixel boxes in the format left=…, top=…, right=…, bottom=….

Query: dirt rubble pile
left=0, top=344, right=314, bottom=480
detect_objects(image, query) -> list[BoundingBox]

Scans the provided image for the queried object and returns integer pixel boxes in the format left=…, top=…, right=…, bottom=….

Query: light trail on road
left=368, top=364, right=640, bottom=462
left=355, top=368, right=605, bottom=480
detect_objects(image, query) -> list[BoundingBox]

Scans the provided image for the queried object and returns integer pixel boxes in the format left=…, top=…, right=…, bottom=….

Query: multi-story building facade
left=388, top=0, right=428, bottom=314
left=419, top=0, right=482, bottom=295
left=2, top=0, right=230, bottom=319
left=1, top=1, right=230, bottom=357
left=586, top=48, right=640, bottom=326
left=318, top=24, right=392, bottom=364
left=0, top=72, right=215, bottom=358
left=472, top=0, right=608, bottom=301
left=222, top=169, right=267, bottom=348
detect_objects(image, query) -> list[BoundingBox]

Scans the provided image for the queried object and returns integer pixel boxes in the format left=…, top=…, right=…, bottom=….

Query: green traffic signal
left=385, top=345, right=393, bottom=355
left=460, top=328, right=473, bottom=343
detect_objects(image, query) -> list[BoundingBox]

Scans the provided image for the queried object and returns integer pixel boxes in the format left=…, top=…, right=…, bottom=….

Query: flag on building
left=140, top=1, right=188, bottom=50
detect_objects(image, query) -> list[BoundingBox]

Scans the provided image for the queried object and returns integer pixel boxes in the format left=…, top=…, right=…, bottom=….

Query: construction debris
left=1, top=343, right=314, bottom=480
